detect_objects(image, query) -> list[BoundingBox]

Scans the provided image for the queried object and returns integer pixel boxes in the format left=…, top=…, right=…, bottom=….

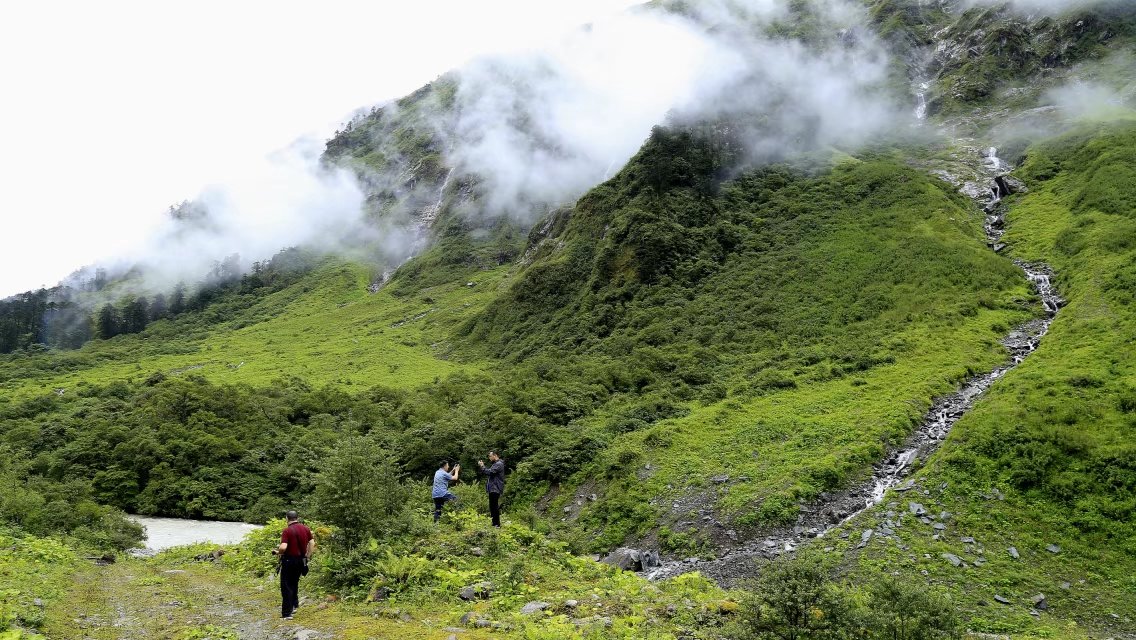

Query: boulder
left=521, top=601, right=551, bottom=615
left=369, top=586, right=393, bottom=602
left=1031, top=594, right=1048, bottom=611
left=601, top=548, right=642, bottom=571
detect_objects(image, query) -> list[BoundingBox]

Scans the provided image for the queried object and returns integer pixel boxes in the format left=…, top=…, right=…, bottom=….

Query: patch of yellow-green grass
left=1, top=261, right=514, bottom=402
left=0, top=529, right=79, bottom=638
left=558, top=294, right=1035, bottom=550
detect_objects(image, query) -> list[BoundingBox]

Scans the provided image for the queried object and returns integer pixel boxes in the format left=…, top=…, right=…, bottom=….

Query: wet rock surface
left=645, top=147, right=1063, bottom=586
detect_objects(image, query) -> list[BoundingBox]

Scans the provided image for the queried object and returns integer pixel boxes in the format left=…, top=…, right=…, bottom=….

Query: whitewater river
left=128, top=515, right=262, bottom=551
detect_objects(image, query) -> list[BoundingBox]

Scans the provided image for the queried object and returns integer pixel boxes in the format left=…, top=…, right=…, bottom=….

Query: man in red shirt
left=273, top=510, right=314, bottom=619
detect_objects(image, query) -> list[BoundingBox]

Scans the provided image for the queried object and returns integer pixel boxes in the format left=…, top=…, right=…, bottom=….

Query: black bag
left=301, top=556, right=309, bottom=577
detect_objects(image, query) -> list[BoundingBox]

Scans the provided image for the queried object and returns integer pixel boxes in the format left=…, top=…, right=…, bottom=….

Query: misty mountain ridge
left=2, top=0, right=1136, bottom=638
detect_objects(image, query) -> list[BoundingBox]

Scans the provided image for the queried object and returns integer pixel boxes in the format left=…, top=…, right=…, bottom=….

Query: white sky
left=0, top=0, right=642, bottom=298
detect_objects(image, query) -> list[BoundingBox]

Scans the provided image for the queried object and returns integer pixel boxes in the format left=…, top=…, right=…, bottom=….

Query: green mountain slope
left=2, top=2, right=1135, bottom=639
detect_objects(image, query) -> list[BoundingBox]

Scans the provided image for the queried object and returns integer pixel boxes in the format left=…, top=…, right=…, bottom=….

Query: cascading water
left=985, top=147, right=1002, bottom=171
left=644, top=148, right=1063, bottom=585
left=914, top=81, right=930, bottom=120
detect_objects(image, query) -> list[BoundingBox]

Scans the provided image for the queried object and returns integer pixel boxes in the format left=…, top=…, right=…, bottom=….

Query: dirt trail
left=42, top=558, right=491, bottom=639
left=44, top=560, right=323, bottom=640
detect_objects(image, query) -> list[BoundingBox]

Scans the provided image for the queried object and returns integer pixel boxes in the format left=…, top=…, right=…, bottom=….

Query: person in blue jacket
left=432, top=460, right=460, bottom=523
left=477, top=451, right=505, bottom=527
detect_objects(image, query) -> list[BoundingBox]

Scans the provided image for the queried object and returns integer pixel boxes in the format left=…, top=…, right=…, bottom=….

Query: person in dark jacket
left=477, top=451, right=505, bottom=527
left=272, top=510, right=314, bottom=619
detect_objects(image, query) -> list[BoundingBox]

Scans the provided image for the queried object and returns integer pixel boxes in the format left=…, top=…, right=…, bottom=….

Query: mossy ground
left=26, top=511, right=734, bottom=640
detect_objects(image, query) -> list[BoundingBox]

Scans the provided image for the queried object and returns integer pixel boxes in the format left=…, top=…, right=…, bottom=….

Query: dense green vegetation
left=2, top=2, right=1135, bottom=638
left=843, top=122, right=1136, bottom=637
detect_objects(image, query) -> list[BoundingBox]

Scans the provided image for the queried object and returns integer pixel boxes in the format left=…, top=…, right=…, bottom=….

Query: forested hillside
left=2, top=1, right=1135, bottom=638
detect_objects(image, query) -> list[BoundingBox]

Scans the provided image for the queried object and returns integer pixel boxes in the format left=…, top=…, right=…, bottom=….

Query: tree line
left=0, top=248, right=318, bottom=355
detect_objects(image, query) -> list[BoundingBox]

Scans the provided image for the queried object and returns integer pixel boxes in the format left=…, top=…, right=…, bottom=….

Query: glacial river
left=128, top=515, right=262, bottom=551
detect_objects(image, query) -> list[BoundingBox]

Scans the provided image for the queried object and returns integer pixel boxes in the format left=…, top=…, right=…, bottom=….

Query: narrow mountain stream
left=647, top=148, right=1063, bottom=584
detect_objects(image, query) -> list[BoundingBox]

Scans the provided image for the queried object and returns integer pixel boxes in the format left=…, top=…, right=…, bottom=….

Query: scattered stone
left=909, top=502, right=927, bottom=516
left=459, top=612, right=477, bottom=625
left=589, top=494, right=598, bottom=501
left=1060, top=582, right=1071, bottom=590
left=294, top=631, right=322, bottom=640
left=1046, top=544, right=1061, bottom=554
left=920, top=517, right=933, bottom=525
left=162, top=570, right=187, bottom=575
left=459, top=587, right=476, bottom=601
left=942, top=553, right=963, bottom=567
left=862, top=529, right=874, bottom=542
left=446, top=635, right=458, bottom=640
left=399, top=612, right=412, bottom=623
left=33, top=598, right=44, bottom=607
left=961, top=537, right=975, bottom=544
left=933, top=523, right=947, bottom=531
left=470, top=546, right=483, bottom=557
left=521, top=601, right=551, bottom=615
left=994, top=595, right=1011, bottom=605
left=974, top=558, right=986, bottom=567
left=572, top=616, right=614, bottom=629
left=564, top=599, right=578, bottom=609
left=641, top=550, right=661, bottom=570
left=1031, top=594, right=1048, bottom=611
left=711, top=474, right=730, bottom=484
left=563, top=506, right=572, bottom=514
left=474, top=619, right=493, bottom=628
left=1009, top=547, right=1020, bottom=559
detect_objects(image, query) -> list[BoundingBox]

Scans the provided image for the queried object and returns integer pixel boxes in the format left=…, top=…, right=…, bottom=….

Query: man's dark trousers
left=489, top=492, right=501, bottom=527
left=280, top=555, right=303, bottom=617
